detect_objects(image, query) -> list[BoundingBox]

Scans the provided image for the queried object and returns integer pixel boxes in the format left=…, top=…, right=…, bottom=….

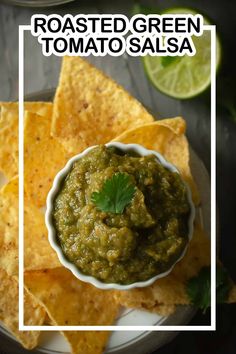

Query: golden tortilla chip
left=0, top=177, right=60, bottom=276
left=0, top=102, right=53, bottom=118
left=25, top=202, right=61, bottom=271
left=152, top=117, right=186, bottom=135
left=24, top=110, right=69, bottom=208
left=24, top=267, right=120, bottom=354
left=61, top=331, right=111, bottom=354
left=52, top=56, right=154, bottom=155
left=112, top=117, right=200, bottom=205
left=0, top=102, right=53, bottom=180
left=0, top=177, right=19, bottom=275
left=146, top=304, right=176, bottom=317
left=0, top=268, right=45, bottom=349
left=0, top=105, right=18, bottom=179
left=114, top=223, right=210, bottom=315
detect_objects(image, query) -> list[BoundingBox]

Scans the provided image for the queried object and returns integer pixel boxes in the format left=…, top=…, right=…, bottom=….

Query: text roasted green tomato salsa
left=53, top=145, right=190, bottom=284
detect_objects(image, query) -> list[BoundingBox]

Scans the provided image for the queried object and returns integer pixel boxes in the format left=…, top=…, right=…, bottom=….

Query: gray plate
left=0, top=89, right=210, bottom=354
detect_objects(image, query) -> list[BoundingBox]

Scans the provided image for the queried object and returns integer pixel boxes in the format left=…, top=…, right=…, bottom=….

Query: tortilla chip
left=24, top=267, right=119, bottom=325
left=0, top=102, right=53, bottom=118
left=0, top=268, right=45, bottom=349
left=24, top=201, right=61, bottom=271
left=112, top=116, right=185, bottom=149
left=61, top=331, right=111, bottom=354
left=0, top=177, right=60, bottom=276
left=52, top=56, right=154, bottom=155
left=47, top=315, right=110, bottom=354
left=147, top=304, right=176, bottom=316
left=0, top=177, right=19, bottom=275
left=0, top=102, right=53, bottom=180
left=24, top=110, right=69, bottom=208
left=0, top=105, right=18, bottom=179
left=24, top=267, right=119, bottom=354
left=152, top=117, right=186, bottom=135
left=114, top=223, right=210, bottom=315
left=112, top=117, right=200, bottom=205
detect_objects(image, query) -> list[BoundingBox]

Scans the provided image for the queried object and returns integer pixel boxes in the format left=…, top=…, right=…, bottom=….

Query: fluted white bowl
left=45, top=142, right=195, bottom=290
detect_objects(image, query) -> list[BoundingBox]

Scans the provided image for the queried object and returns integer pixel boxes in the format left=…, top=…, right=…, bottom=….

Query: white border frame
left=18, top=24, right=216, bottom=331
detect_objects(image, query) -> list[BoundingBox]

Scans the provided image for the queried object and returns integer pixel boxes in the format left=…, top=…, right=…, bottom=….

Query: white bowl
left=45, top=142, right=195, bottom=290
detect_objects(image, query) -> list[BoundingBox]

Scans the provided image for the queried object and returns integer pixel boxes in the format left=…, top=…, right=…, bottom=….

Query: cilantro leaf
left=186, top=265, right=233, bottom=313
left=186, top=266, right=211, bottom=313
left=91, top=172, right=136, bottom=214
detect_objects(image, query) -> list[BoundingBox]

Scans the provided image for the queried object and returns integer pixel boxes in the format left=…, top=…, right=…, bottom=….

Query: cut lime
left=143, top=7, right=221, bottom=99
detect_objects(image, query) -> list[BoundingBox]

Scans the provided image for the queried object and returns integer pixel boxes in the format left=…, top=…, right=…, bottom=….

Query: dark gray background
left=0, top=0, right=235, bottom=353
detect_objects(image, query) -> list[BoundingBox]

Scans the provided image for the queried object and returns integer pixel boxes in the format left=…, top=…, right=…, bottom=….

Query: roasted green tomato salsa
left=53, top=145, right=190, bottom=284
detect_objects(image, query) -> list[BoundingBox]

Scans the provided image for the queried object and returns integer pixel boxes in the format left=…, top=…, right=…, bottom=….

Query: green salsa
left=53, top=145, right=190, bottom=285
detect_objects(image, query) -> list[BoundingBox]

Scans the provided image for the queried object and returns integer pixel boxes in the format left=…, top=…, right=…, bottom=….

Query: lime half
left=143, top=8, right=221, bottom=99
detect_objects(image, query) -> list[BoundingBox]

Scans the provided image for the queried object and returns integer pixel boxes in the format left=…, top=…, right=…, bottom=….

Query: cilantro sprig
left=186, top=267, right=211, bottom=313
left=186, top=265, right=232, bottom=313
left=91, top=172, right=136, bottom=214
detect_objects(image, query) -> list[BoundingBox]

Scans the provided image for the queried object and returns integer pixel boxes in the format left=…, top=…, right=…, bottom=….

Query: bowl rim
left=45, top=142, right=195, bottom=290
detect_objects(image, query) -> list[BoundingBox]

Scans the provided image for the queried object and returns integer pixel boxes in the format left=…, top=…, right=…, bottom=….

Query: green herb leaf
left=216, top=265, right=232, bottom=303
left=186, top=266, right=211, bottom=313
left=161, top=56, right=179, bottom=68
left=186, top=265, right=233, bottom=313
left=91, top=172, right=136, bottom=214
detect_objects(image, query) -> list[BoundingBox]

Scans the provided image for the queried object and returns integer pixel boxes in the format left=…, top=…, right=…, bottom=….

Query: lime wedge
left=143, top=8, right=221, bottom=99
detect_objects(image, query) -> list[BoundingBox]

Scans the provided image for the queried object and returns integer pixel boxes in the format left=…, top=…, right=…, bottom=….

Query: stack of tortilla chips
left=0, top=57, right=235, bottom=354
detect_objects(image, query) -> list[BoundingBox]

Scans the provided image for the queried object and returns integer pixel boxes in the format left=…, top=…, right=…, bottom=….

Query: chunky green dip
left=53, top=145, right=190, bottom=285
